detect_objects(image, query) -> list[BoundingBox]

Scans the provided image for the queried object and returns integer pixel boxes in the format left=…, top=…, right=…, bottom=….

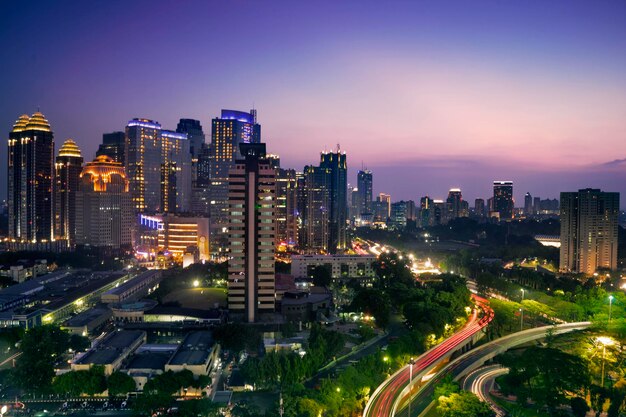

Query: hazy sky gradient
left=1, top=1, right=625, bottom=204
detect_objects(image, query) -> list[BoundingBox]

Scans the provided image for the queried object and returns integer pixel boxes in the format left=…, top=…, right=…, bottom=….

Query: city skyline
left=1, top=1, right=625, bottom=205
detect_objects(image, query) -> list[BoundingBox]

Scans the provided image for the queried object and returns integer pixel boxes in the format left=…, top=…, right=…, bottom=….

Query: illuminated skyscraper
left=446, top=188, right=467, bottom=220
left=76, top=155, right=132, bottom=249
left=124, top=119, right=191, bottom=213
left=275, top=168, right=298, bottom=250
left=8, top=112, right=55, bottom=242
left=208, top=110, right=261, bottom=257
left=559, top=189, right=619, bottom=274
left=227, top=142, right=275, bottom=323
left=474, top=198, right=485, bottom=218
left=493, top=181, right=514, bottom=220
left=302, top=165, right=331, bottom=253
left=419, top=196, right=434, bottom=227
left=356, top=169, right=373, bottom=221
left=319, top=150, right=348, bottom=252
left=54, top=139, right=83, bottom=244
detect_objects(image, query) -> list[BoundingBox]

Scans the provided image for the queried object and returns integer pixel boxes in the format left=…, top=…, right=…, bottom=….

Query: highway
left=363, top=295, right=494, bottom=417
left=393, top=321, right=591, bottom=417
left=462, top=365, right=508, bottom=417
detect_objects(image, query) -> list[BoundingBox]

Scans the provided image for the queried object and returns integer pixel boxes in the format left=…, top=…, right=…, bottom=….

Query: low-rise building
left=280, top=290, right=333, bottom=323
left=101, top=270, right=162, bottom=304
left=62, top=306, right=112, bottom=336
left=0, top=259, right=48, bottom=282
left=72, top=330, right=146, bottom=375
left=165, top=331, right=219, bottom=376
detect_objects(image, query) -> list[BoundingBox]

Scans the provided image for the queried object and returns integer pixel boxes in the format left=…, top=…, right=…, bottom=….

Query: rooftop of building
left=75, top=330, right=145, bottom=366
left=58, top=139, right=82, bottom=158
left=281, top=291, right=332, bottom=306
left=63, top=306, right=111, bottom=328
left=102, top=270, right=160, bottom=297
left=167, top=331, right=213, bottom=366
left=146, top=306, right=222, bottom=320
left=126, top=351, right=172, bottom=371
left=12, top=112, right=51, bottom=133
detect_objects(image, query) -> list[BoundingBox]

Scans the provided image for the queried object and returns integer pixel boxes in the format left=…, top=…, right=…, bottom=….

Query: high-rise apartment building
left=227, top=143, right=275, bottom=323
left=161, top=130, right=192, bottom=213
left=493, top=181, right=514, bottom=220
left=76, top=155, right=132, bottom=249
left=419, top=196, right=434, bottom=227
left=275, top=168, right=298, bottom=250
left=446, top=188, right=467, bottom=220
left=54, top=139, right=83, bottom=244
left=376, top=193, right=391, bottom=220
left=97, top=132, right=126, bottom=164
left=524, top=192, right=533, bottom=216
left=319, top=150, right=348, bottom=253
left=533, top=197, right=541, bottom=215
left=356, top=169, right=373, bottom=221
left=8, top=112, right=55, bottom=242
left=559, top=189, right=619, bottom=274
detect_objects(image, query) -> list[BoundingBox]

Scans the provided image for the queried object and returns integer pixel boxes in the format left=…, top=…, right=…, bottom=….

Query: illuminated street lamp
left=193, top=280, right=200, bottom=288
left=520, top=288, right=525, bottom=301
left=608, top=295, right=614, bottom=324
left=519, top=308, right=524, bottom=331
left=0, top=405, right=7, bottom=417
left=597, top=336, right=615, bottom=387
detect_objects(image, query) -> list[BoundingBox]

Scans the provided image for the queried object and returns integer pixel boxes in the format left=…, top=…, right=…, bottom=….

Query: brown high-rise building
left=227, top=142, right=275, bottom=323
left=560, top=189, right=619, bottom=274
left=54, top=139, right=83, bottom=244
left=7, top=112, right=55, bottom=242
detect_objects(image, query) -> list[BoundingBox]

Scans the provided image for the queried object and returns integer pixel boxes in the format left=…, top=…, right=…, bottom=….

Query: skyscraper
left=275, top=168, right=297, bottom=250
left=302, top=165, right=331, bottom=253
left=227, top=142, right=275, bottom=323
left=124, top=119, right=191, bottom=213
left=446, top=188, right=465, bottom=221
left=54, top=139, right=83, bottom=244
left=356, top=169, right=373, bottom=221
left=97, top=132, right=126, bottom=164
left=559, top=189, right=619, bottom=274
left=419, top=196, right=434, bottom=227
left=76, top=155, right=132, bottom=249
left=319, top=150, right=348, bottom=253
left=524, top=192, right=533, bottom=216
left=8, top=112, right=55, bottom=242
left=208, top=110, right=261, bottom=256
left=493, top=181, right=514, bottom=220
left=474, top=198, right=485, bottom=218
left=176, top=118, right=205, bottom=158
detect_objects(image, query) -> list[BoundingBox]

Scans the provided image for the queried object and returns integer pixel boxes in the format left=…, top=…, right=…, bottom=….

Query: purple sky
left=2, top=1, right=625, bottom=205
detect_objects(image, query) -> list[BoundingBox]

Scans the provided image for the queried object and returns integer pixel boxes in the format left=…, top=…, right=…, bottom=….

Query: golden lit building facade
left=8, top=112, right=55, bottom=242
left=55, top=139, right=84, bottom=244
left=76, top=155, right=132, bottom=249
left=138, top=214, right=209, bottom=263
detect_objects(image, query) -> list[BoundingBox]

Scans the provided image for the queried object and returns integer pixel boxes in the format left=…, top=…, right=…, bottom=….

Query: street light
left=408, top=358, right=415, bottom=417
left=608, top=295, right=614, bottom=324
left=1, top=405, right=7, bottom=417
left=520, top=288, right=525, bottom=301
left=193, top=280, right=200, bottom=287
left=597, top=336, right=615, bottom=387
left=519, top=308, right=524, bottom=331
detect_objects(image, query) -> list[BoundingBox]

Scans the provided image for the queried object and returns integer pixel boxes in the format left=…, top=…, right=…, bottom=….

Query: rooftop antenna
left=337, top=143, right=340, bottom=153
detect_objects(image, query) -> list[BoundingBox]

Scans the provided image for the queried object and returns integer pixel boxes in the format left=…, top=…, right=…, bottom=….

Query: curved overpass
left=462, top=365, right=508, bottom=417
left=394, top=321, right=591, bottom=417
left=364, top=295, right=494, bottom=417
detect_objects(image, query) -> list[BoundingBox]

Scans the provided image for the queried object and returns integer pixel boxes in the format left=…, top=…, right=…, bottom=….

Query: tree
left=437, top=391, right=495, bottom=417
left=177, top=398, right=222, bottom=417
left=108, top=371, right=136, bottom=396
left=83, top=365, right=107, bottom=395
left=69, top=334, right=90, bottom=352
left=433, top=375, right=460, bottom=400
left=351, top=288, right=391, bottom=328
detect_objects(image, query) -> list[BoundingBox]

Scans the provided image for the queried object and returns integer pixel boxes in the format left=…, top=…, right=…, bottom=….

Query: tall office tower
left=357, top=169, right=373, bottom=220
left=524, top=192, right=533, bottom=216
left=125, top=119, right=191, bottom=213
left=349, top=187, right=359, bottom=223
left=209, top=110, right=262, bottom=254
left=560, top=189, right=619, bottom=274
left=419, top=196, right=434, bottom=227
left=302, top=165, right=331, bottom=253
left=493, top=181, right=514, bottom=220
left=161, top=130, right=192, bottom=213
left=390, top=201, right=410, bottom=230
left=379, top=193, right=391, bottom=218
left=227, top=143, right=275, bottom=323
left=97, top=132, right=126, bottom=164
left=533, top=196, right=541, bottom=214
left=126, top=119, right=162, bottom=212
left=191, top=143, right=212, bottom=215
left=295, top=172, right=307, bottom=248
left=446, top=188, right=465, bottom=221
left=54, top=139, right=83, bottom=244
left=319, top=150, right=348, bottom=253
left=76, top=155, right=132, bottom=249
left=176, top=118, right=205, bottom=158
left=474, top=198, right=485, bottom=217
left=8, top=112, right=55, bottom=242
left=275, top=168, right=297, bottom=250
